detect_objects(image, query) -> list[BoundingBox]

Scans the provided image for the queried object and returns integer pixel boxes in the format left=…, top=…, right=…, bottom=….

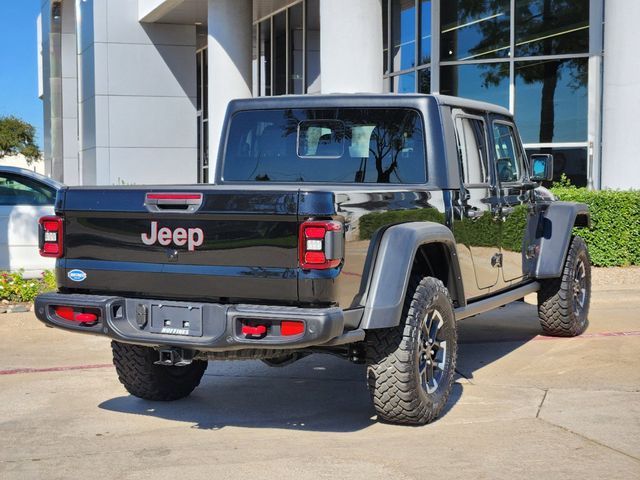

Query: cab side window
left=454, top=116, right=489, bottom=185
left=492, top=122, right=525, bottom=183
left=0, top=174, right=56, bottom=206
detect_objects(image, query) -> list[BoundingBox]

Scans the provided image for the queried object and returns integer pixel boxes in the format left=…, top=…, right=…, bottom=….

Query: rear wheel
left=111, top=341, right=207, bottom=401
left=538, top=236, right=591, bottom=337
left=366, top=276, right=457, bottom=425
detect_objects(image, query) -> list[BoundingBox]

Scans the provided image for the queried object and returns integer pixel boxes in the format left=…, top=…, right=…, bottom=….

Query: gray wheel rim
left=573, top=258, right=587, bottom=317
left=418, top=308, right=447, bottom=394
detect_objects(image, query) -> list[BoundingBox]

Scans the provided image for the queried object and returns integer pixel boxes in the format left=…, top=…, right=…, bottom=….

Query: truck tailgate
left=59, top=188, right=299, bottom=303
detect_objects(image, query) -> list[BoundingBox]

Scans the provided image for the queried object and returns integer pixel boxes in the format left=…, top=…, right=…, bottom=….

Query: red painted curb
left=0, top=363, right=113, bottom=376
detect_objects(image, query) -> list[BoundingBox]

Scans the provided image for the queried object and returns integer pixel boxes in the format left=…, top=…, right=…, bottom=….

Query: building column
left=601, top=0, right=640, bottom=189
left=207, top=0, right=252, bottom=181
left=60, top=0, right=79, bottom=185
left=319, top=0, right=383, bottom=94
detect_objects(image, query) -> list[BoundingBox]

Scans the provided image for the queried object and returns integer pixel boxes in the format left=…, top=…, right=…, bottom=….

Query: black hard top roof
left=227, top=93, right=511, bottom=117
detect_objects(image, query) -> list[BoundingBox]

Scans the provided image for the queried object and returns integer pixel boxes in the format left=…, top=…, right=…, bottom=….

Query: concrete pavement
left=1, top=273, right=639, bottom=479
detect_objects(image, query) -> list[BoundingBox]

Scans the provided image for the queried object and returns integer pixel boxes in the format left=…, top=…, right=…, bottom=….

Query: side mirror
left=530, top=154, right=554, bottom=182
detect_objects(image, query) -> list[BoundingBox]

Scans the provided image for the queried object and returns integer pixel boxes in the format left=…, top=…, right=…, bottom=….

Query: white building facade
left=37, top=0, right=639, bottom=189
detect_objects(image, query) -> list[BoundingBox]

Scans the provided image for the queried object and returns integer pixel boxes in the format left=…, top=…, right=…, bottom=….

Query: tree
left=446, top=0, right=588, bottom=143
left=0, top=116, right=42, bottom=164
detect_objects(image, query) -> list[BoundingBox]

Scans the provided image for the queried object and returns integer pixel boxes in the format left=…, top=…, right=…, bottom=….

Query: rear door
left=451, top=110, right=501, bottom=297
left=60, top=188, right=300, bottom=303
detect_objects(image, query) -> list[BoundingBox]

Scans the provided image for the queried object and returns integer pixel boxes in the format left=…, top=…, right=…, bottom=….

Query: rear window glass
left=222, top=108, right=427, bottom=183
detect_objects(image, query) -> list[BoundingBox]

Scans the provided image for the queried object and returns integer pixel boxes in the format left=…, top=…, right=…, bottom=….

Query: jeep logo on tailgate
left=141, top=221, right=204, bottom=251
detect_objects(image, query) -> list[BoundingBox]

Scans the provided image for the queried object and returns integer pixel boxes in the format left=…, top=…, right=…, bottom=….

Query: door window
left=454, top=116, right=489, bottom=185
left=492, top=122, right=525, bottom=183
left=0, top=174, right=56, bottom=206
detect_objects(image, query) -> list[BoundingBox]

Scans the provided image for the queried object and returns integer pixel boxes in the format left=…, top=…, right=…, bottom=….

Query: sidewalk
left=1, top=273, right=639, bottom=479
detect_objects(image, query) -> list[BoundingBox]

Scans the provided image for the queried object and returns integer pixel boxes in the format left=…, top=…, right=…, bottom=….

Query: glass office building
left=42, top=0, right=637, bottom=189
left=379, top=0, right=597, bottom=186
left=250, top=0, right=600, bottom=186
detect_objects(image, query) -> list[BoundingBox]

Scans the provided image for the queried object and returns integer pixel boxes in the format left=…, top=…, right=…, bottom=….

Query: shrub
left=359, top=208, right=445, bottom=240
left=0, top=271, right=57, bottom=303
left=551, top=183, right=640, bottom=267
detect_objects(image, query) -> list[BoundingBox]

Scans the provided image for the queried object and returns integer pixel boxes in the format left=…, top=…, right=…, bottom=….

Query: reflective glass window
left=196, top=50, right=202, bottom=111
left=492, top=123, right=525, bottom=183
left=391, top=0, right=416, bottom=71
left=515, top=58, right=588, bottom=143
left=306, top=0, right=321, bottom=93
left=258, top=19, right=271, bottom=96
left=223, top=108, right=427, bottom=184
left=515, top=0, right=589, bottom=57
left=202, top=49, right=208, bottom=118
left=525, top=147, right=587, bottom=187
left=440, top=63, right=509, bottom=108
left=454, top=116, right=489, bottom=184
left=273, top=11, right=286, bottom=95
left=441, top=0, right=510, bottom=61
left=383, top=0, right=389, bottom=74
left=418, top=68, right=431, bottom=93
left=0, top=175, right=56, bottom=206
left=298, top=120, right=345, bottom=158
left=420, top=0, right=431, bottom=65
left=289, top=3, right=304, bottom=94
left=392, top=72, right=416, bottom=93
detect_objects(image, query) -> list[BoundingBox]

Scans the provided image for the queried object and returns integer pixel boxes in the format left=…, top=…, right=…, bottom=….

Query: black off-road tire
left=538, top=236, right=591, bottom=337
left=111, top=341, right=207, bottom=401
left=365, top=276, right=457, bottom=425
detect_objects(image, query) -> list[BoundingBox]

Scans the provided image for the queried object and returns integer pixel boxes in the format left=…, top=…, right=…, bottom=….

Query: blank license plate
left=149, top=304, right=203, bottom=337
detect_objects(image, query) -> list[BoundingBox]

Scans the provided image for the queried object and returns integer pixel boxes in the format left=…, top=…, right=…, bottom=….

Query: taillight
left=53, top=306, right=100, bottom=325
left=39, top=216, right=64, bottom=258
left=299, top=220, right=344, bottom=270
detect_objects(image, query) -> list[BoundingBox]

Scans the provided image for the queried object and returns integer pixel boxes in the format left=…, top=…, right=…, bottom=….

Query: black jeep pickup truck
left=35, top=94, right=591, bottom=425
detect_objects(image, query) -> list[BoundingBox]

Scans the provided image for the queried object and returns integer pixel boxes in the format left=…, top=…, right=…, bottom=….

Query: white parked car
left=0, top=166, right=62, bottom=278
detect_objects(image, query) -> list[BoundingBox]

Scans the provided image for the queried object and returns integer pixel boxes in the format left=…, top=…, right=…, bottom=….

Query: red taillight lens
left=281, top=320, right=304, bottom=336
left=39, top=216, right=64, bottom=258
left=299, top=220, right=343, bottom=270
left=53, top=306, right=100, bottom=325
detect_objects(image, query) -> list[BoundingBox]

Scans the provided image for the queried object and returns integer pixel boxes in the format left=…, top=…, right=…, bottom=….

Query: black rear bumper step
left=34, top=292, right=345, bottom=352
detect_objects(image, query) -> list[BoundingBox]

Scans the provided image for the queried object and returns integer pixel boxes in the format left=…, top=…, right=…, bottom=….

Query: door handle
left=501, top=206, right=515, bottom=215
left=492, top=205, right=515, bottom=221
left=464, top=208, right=484, bottom=220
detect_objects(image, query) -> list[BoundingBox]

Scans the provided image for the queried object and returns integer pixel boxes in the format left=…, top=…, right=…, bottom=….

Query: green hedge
left=551, top=187, right=640, bottom=267
left=0, top=271, right=57, bottom=303
left=359, top=208, right=445, bottom=240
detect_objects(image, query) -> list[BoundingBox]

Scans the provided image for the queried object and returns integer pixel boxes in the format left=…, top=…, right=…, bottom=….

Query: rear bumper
left=34, top=292, right=346, bottom=352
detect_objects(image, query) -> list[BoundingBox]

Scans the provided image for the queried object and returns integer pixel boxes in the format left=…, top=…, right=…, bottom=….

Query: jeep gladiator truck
left=35, top=94, right=591, bottom=425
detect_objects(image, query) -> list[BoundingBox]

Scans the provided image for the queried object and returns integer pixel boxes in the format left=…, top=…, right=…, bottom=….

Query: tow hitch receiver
left=155, top=348, right=194, bottom=366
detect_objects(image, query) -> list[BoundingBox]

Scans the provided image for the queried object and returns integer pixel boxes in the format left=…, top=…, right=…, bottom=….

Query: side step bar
left=454, top=282, right=540, bottom=320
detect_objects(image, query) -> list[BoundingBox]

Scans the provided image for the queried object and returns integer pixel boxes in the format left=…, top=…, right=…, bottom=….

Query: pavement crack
left=536, top=389, right=548, bottom=418
left=537, top=417, right=640, bottom=464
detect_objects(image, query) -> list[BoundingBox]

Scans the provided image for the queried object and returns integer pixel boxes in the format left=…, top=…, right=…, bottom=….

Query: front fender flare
left=360, top=222, right=463, bottom=330
left=535, top=201, right=590, bottom=279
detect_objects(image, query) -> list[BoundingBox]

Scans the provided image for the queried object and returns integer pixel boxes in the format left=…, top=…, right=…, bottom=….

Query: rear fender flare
left=360, top=222, right=464, bottom=330
left=535, top=201, right=590, bottom=279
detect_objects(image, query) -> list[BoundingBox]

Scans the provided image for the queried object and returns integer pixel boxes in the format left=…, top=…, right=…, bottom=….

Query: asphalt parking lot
left=1, top=269, right=639, bottom=479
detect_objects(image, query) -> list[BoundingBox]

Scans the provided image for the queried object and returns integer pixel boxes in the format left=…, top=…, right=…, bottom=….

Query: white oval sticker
left=67, top=269, right=87, bottom=282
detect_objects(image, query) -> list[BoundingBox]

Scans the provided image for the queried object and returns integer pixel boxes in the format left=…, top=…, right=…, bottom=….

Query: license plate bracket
left=149, top=303, right=203, bottom=337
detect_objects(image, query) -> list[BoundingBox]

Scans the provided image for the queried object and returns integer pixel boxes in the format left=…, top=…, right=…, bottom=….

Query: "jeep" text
left=141, top=221, right=204, bottom=251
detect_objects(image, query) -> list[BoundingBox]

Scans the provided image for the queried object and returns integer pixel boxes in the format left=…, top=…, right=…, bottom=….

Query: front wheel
left=538, top=236, right=591, bottom=337
left=366, top=276, right=457, bottom=425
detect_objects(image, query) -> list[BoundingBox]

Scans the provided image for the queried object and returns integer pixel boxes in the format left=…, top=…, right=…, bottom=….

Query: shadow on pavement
left=456, top=301, right=542, bottom=380
left=99, top=301, right=543, bottom=431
